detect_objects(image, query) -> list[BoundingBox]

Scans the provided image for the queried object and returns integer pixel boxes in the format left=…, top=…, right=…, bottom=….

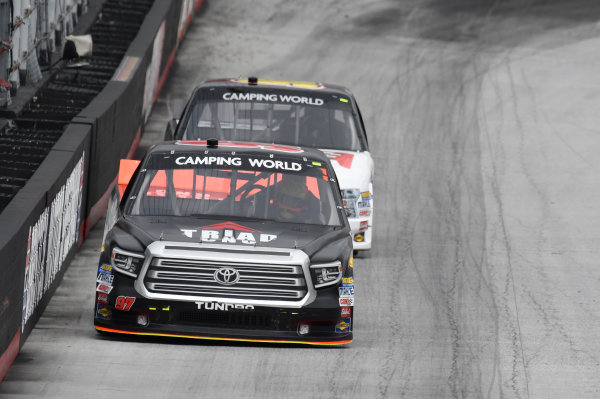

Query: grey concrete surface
left=2, top=0, right=600, bottom=398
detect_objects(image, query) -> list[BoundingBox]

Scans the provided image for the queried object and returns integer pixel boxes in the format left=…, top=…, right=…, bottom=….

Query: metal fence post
left=47, top=0, right=56, bottom=53
left=9, top=0, right=22, bottom=90
left=0, top=0, right=11, bottom=106
left=26, top=0, right=42, bottom=84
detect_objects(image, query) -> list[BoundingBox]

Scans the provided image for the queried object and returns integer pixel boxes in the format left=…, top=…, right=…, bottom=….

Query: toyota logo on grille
left=214, top=267, right=240, bottom=285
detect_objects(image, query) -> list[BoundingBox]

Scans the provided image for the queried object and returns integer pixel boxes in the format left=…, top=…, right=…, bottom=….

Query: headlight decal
left=310, top=260, right=342, bottom=288
left=111, top=247, right=145, bottom=277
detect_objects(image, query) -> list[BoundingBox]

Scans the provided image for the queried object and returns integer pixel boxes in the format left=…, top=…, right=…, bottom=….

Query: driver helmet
left=275, top=175, right=309, bottom=220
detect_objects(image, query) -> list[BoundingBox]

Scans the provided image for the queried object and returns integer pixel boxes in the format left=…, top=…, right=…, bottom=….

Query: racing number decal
left=115, top=296, right=135, bottom=311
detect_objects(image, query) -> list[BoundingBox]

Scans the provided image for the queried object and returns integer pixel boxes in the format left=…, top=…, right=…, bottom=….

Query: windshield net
left=125, top=150, right=342, bottom=226
left=179, top=87, right=365, bottom=151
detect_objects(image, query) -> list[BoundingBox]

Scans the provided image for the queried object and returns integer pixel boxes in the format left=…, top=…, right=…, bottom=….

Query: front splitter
left=95, top=325, right=352, bottom=346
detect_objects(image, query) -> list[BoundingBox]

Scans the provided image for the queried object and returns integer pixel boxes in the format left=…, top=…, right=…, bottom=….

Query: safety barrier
left=0, top=0, right=203, bottom=383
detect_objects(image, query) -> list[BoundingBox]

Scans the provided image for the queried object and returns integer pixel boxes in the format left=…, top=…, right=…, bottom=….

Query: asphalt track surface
left=2, top=1, right=600, bottom=398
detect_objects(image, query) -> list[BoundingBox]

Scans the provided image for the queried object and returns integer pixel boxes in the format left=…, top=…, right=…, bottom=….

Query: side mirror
left=164, top=118, right=179, bottom=141
left=118, top=159, right=141, bottom=197
left=165, top=97, right=186, bottom=140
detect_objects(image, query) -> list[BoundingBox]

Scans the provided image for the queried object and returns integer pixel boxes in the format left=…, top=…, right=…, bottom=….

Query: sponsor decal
left=223, top=92, right=324, bottom=106
left=339, top=297, right=354, bottom=307
left=97, top=269, right=111, bottom=277
left=357, top=200, right=371, bottom=208
left=353, top=233, right=364, bottom=242
left=96, top=274, right=114, bottom=285
left=335, top=317, right=351, bottom=333
left=196, top=302, right=255, bottom=311
left=96, top=303, right=112, bottom=320
left=96, top=284, right=113, bottom=294
left=341, top=306, right=352, bottom=317
left=361, top=191, right=372, bottom=199
left=22, top=154, right=85, bottom=331
left=174, top=155, right=302, bottom=171
left=359, top=220, right=368, bottom=231
left=115, top=296, right=135, bottom=311
left=176, top=156, right=242, bottom=166
left=98, top=263, right=112, bottom=272
left=247, top=158, right=302, bottom=171
left=342, top=277, right=354, bottom=286
left=97, top=293, right=108, bottom=304
left=181, top=222, right=277, bottom=245
left=22, top=208, right=49, bottom=332
left=359, top=210, right=371, bottom=217
left=322, top=151, right=354, bottom=169
left=339, top=287, right=354, bottom=298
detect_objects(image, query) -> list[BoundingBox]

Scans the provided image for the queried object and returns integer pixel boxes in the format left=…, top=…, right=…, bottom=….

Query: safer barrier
left=0, top=0, right=203, bottom=383
left=0, top=123, right=91, bottom=382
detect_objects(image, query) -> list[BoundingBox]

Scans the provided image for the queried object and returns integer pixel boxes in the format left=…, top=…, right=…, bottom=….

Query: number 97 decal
left=115, top=296, right=136, bottom=311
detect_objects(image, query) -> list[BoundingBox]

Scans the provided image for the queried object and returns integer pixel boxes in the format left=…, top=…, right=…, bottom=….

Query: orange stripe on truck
left=95, top=326, right=351, bottom=346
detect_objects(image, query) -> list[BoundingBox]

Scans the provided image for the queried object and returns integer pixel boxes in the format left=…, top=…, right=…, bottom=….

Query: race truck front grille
left=146, top=259, right=305, bottom=299
left=135, top=242, right=316, bottom=308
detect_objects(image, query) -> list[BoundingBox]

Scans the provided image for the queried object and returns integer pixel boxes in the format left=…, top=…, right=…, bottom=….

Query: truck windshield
left=178, top=87, right=366, bottom=151
left=124, top=151, right=343, bottom=226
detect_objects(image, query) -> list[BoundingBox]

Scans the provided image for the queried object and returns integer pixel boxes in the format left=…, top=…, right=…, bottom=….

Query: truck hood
left=119, top=216, right=347, bottom=253
left=321, top=150, right=373, bottom=190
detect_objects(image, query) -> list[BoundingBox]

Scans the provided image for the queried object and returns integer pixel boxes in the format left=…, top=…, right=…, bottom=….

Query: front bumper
left=94, top=282, right=353, bottom=345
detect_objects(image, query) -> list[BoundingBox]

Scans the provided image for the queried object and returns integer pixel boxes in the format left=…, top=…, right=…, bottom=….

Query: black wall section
left=0, top=187, right=45, bottom=375
left=0, top=123, right=91, bottom=379
left=0, top=0, right=203, bottom=383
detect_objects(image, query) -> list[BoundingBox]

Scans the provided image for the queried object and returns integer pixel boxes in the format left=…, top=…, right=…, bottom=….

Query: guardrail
left=0, top=0, right=203, bottom=383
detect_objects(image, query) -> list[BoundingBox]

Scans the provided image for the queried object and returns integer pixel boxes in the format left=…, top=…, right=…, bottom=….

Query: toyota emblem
left=214, top=267, right=240, bottom=285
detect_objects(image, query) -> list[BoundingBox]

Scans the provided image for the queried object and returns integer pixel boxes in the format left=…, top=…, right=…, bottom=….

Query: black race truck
left=94, top=139, right=354, bottom=345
